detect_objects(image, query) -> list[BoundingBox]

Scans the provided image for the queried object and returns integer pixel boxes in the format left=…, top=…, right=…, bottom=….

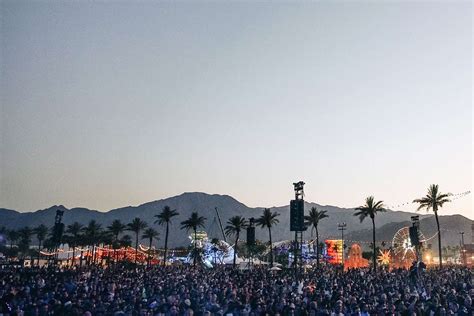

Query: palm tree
left=18, top=227, right=33, bottom=260
left=304, top=207, right=329, bottom=268
left=99, top=231, right=113, bottom=265
left=180, top=212, right=206, bottom=266
left=210, top=238, right=221, bottom=264
left=256, top=208, right=280, bottom=267
left=354, top=196, right=385, bottom=272
left=142, top=228, right=159, bottom=266
left=224, top=216, right=248, bottom=267
left=154, top=206, right=179, bottom=266
left=413, top=184, right=451, bottom=268
left=120, top=234, right=132, bottom=248
left=7, top=229, right=19, bottom=250
left=107, top=220, right=126, bottom=263
left=83, top=220, right=103, bottom=265
left=65, top=222, right=83, bottom=266
left=127, top=218, right=148, bottom=264
left=33, top=224, right=49, bottom=266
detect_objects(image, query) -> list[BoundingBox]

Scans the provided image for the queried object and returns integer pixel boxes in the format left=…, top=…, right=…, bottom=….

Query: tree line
left=0, top=184, right=451, bottom=270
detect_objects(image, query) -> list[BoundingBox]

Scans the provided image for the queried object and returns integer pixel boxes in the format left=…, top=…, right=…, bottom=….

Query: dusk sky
left=1, top=1, right=472, bottom=218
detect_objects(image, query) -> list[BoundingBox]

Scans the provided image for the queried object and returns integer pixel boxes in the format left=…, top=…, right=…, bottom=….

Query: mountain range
left=1, top=192, right=471, bottom=249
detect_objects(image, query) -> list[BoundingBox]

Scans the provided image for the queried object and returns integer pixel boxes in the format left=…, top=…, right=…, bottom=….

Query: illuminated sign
left=325, top=239, right=343, bottom=264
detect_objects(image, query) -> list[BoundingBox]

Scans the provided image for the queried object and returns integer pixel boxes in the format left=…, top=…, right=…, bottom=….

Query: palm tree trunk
left=316, top=226, right=320, bottom=269
left=72, top=245, right=76, bottom=266
left=37, top=240, right=41, bottom=266
left=193, top=228, right=197, bottom=267
left=148, top=238, right=152, bottom=266
left=434, top=209, right=442, bottom=268
left=163, top=223, right=169, bottom=266
left=372, top=218, right=376, bottom=272
left=233, top=232, right=239, bottom=267
left=115, top=235, right=119, bottom=264
left=135, top=233, right=139, bottom=264
left=268, top=227, right=273, bottom=267
left=113, top=240, right=117, bottom=265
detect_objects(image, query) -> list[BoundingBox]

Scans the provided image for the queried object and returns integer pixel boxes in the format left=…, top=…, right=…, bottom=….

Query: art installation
left=186, top=231, right=236, bottom=267
left=325, top=239, right=343, bottom=264
left=344, top=243, right=369, bottom=270
left=39, top=245, right=155, bottom=265
left=377, top=249, right=391, bottom=266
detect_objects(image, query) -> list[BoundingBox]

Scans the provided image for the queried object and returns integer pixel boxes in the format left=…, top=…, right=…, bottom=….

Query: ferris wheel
left=392, top=227, right=425, bottom=260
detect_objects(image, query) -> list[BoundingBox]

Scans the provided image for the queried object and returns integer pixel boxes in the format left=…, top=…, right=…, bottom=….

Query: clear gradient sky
left=1, top=1, right=472, bottom=218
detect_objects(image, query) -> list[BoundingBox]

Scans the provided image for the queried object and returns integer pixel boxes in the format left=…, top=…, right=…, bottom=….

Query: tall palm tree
left=65, top=222, right=83, bottom=266
left=99, top=231, right=113, bottom=265
left=256, top=208, right=280, bottom=267
left=107, top=220, right=126, bottom=263
left=354, top=196, right=385, bottom=272
left=7, top=229, right=19, bottom=250
left=304, top=207, right=329, bottom=268
left=154, top=206, right=179, bottom=266
left=413, top=184, right=451, bottom=268
left=120, top=234, right=132, bottom=248
left=33, top=224, right=49, bottom=266
left=224, top=216, right=248, bottom=267
left=180, top=212, right=206, bottom=266
left=18, top=227, right=33, bottom=260
left=127, top=218, right=148, bottom=264
left=142, top=228, right=159, bottom=266
left=83, top=220, right=103, bottom=265
left=210, top=238, right=220, bottom=264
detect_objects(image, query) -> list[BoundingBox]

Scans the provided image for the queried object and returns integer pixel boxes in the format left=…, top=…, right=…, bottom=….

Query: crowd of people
left=0, top=263, right=472, bottom=316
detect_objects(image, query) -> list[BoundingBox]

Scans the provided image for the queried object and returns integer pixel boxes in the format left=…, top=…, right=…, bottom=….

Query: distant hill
left=345, top=214, right=472, bottom=250
left=0, top=192, right=471, bottom=248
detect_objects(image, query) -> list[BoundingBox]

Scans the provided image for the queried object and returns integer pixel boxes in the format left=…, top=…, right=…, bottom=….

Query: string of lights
left=320, top=231, right=440, bottom=246
left=39, top=244, right=165, bottom=256
left=386, top=190, right=471, bottom=210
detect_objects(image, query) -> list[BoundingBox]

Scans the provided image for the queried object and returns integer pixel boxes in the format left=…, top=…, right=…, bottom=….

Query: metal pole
left=214, top=207, right=227, bottom=242
left=292, top=181, right=305, bottom=279
left=300, top=232, right=304, bottom=276
left=338, top=223, right=347, bottom=269
left=341, top=227, right=344, bottom=265
left=294, top=231, right=298, bottom=277
left=459, top=232, right=465, bottom=266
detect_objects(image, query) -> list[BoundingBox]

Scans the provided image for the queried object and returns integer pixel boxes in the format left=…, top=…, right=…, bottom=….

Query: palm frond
left=354, top=196, right=384, bottom=222
left=414, top=184, right=452, bottom=213
left=224, top=216, right=247, bottom=237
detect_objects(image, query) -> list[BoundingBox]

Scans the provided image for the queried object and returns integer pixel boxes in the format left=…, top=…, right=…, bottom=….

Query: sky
left=1, top=1, right=472, bottom=218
